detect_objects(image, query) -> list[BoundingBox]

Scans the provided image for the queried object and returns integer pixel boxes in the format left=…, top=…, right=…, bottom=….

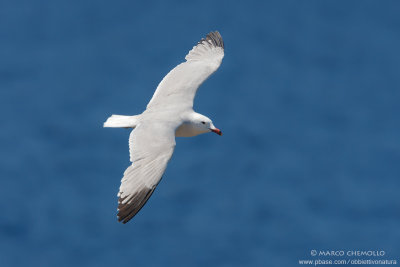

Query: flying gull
left=104, top=31, right=224, bottom=223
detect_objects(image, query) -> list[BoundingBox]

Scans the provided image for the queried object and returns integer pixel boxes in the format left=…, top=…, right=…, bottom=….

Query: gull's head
left=176, top=112, right=222, bottom=137
left=192, top=113, right=222, bottom=136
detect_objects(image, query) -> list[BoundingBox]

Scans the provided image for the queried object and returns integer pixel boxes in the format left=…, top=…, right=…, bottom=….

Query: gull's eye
left=201, top=121, right=206, bottom=124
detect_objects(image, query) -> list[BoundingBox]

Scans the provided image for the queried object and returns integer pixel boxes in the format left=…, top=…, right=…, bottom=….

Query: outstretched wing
left=146, top=31, right=224, bottom=111
left=117, top=122, right=176, bottom=223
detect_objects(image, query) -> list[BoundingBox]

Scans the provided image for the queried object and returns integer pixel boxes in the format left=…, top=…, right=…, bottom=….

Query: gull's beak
left=210, top=127, right=222, bottom=136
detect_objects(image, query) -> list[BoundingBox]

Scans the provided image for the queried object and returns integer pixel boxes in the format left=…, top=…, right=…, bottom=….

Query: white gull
left=104, top=31, right=224, bottom=223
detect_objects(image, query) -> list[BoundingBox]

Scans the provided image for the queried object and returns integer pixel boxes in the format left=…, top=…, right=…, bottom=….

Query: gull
left=104, top=31, right=224, bottom=223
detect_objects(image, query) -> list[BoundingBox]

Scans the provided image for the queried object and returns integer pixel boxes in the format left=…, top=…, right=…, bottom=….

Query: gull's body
left=104, top=32, right=224, bottom=223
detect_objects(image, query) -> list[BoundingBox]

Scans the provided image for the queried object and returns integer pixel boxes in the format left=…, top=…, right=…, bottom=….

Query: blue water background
left=1, top=1, right=400, bottom=266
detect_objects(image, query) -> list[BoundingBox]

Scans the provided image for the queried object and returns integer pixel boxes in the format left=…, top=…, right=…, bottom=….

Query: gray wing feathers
left=118, top=184, right=156, bottom=224
left=197, top=31, right=224, bottom=49
left=185, top=31, right=224, bottom=62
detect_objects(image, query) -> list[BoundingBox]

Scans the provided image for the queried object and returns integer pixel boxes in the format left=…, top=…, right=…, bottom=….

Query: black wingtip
left=199, top=31, right=224, bottom=49
left=117, top=187, right=157, bottom=224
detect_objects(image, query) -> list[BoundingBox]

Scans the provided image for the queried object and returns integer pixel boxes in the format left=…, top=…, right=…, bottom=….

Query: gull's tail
left=103, top=115, right=139, bottom=128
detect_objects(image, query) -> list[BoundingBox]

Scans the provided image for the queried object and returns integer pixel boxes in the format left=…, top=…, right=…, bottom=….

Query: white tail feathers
left=104, top=115, right=138, bottom=128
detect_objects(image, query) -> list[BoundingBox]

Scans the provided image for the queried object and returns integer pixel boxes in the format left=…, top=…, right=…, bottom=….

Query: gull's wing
left=146, top=31, right=224, bottom=111
left=117, top=122, right=176, bottom=223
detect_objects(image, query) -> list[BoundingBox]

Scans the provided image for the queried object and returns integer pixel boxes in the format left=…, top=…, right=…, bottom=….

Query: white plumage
left=104, top=31, right=224, bottom=223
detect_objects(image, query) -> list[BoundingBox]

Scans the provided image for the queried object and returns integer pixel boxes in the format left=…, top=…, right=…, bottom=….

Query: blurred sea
left=1, top=1, right=400, bottom=266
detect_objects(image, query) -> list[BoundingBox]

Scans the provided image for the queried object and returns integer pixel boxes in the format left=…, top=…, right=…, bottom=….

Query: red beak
left=211, top=128, right=222, bottom=136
